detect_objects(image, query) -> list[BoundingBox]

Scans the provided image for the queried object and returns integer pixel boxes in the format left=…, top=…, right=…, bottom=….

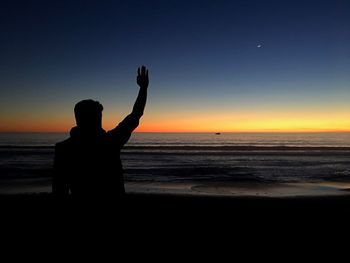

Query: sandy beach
left=126, top=180, right=350, bottom=197
left=2, top=178, right=350, bottom=197
left=2, top=181, right=350, bottom=240
left=2, top=180, right=350, bottom=214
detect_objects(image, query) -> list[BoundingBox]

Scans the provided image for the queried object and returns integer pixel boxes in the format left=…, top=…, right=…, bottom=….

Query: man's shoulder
left=55, top=137, right=73, bottom=150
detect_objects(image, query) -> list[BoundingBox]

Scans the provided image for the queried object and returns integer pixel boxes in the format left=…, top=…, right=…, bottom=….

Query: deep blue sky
left=1, top=0, right=349, bottom=132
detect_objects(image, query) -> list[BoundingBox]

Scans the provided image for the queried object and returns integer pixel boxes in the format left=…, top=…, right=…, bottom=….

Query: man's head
left=74, top=99, right=103, bottom=129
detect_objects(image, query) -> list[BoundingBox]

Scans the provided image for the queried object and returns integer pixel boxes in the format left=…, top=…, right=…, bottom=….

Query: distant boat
left=215, top=132, right=221, bottom=135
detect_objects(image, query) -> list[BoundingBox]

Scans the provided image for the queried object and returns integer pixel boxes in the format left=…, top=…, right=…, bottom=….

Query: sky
left=0, top=0, right=349, bottom=132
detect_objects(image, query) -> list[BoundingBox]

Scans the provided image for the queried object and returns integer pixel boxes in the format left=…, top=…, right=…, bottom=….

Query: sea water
left=0, top=132, right=350, bottom=193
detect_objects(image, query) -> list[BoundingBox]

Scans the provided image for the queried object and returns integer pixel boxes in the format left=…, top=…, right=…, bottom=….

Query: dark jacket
left=53, top=114, right=139, bottom=198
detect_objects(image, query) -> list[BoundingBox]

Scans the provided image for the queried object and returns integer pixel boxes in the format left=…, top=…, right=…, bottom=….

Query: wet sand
left=2, top=180, right=350, bottom=224
left=2, top=178, right=350, bottom=198
left=2, top=186, right=350, bottom=239
left=2, top=181, right=350, bottom=216
left=126, top=181, right=350, bottom=197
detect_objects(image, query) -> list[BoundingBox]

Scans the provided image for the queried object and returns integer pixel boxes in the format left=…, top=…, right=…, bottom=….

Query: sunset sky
left=1, top=0, right=349, bottom=132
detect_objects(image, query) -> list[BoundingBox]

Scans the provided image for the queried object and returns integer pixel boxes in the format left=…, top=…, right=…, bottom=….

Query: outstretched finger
left=137, top=67, right=140, bottom=76
left=141, top=65, right=146, bottom=75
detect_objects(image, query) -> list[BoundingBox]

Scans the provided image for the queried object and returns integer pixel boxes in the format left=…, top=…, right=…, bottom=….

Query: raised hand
left=137, top=65, right=149, bottom=89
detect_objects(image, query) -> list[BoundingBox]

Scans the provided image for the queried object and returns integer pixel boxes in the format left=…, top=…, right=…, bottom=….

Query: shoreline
left=2, top=188, right=350, bottom=215
left=127, top=181, right=350, bottom=197
left=2, top=180, right=350, bottom=198
left=2, top=183, right=350, bottom=225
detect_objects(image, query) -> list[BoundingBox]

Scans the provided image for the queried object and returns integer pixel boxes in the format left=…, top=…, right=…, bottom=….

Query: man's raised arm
left=108, top=66, right=149, bottom=143
left=132, top=65, right=149, bottom=118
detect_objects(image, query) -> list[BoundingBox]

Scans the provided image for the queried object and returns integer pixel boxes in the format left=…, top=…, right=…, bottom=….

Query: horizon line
left=1, top=130, right=350, bottom=134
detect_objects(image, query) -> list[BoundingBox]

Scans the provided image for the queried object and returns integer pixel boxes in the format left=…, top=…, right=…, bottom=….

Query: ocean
left=1, top=132, right=350, bottom=194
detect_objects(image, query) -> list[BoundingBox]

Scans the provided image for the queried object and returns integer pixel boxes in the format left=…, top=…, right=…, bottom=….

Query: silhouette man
left=53, top=66, right=149, bottom=199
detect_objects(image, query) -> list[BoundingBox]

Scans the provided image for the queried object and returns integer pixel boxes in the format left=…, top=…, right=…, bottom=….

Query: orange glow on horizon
left=132, top=111, right=350, bottom=133
left=1, top=126, right=349, bottom=133
left=2, top=111, right=349, bottom=133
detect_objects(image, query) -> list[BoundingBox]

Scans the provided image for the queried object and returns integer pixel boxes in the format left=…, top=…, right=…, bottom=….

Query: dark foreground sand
left=2, top=189, right=350, bottom=218
left=2, top=191, right=350, bottom=246
left=2, top=181, right=350, bottom=214
left=2, top=181, right=350, bottom=234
